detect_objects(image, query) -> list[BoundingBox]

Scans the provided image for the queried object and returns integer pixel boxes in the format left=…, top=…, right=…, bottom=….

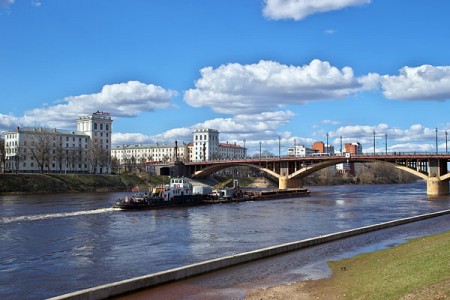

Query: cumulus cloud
left=112, top=110, right=300, bottom=154
left=263, top=0, right=371, bottom=21
left=327, top=123, right=448, bottom=153
left=185, top=59, right=369, bottom=114
left=380, top=65, right=450, bottom=101
left=0, top=113, right=20, bottom=132
left=22, top=81, right=177, bottom=129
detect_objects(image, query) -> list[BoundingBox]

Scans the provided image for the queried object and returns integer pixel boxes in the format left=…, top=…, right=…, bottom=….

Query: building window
left=94, top=123, right=98, bottom=130
left=100, top=124, right=103, bottom=130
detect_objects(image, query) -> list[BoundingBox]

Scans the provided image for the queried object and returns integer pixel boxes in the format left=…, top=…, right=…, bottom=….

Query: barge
left=113, top=178, right=310, bottom=210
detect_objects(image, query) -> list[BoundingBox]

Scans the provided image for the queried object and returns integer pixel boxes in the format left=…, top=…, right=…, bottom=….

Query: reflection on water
left=0, top=182, right=449, bottom=299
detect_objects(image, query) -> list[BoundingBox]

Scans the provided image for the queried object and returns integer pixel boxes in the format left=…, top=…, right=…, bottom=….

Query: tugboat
left=112, top=177, right=204, bottom=210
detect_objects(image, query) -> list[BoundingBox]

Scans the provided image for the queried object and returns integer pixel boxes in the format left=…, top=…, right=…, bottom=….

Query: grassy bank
left=326, top=230, right=450, bottom=299
left=0, top=173, right=148, bottom=194
left=0, top=173, right=261, bottom=194
left=247, top=230, right=450, bottom=299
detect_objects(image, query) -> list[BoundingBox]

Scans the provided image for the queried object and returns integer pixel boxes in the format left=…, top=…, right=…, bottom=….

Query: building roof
left=219, top=142, right=245, bottom=149
left=4, top=127, right=87, bottom=137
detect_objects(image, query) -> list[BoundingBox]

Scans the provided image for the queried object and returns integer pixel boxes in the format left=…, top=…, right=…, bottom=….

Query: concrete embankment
left=50, top=209, right=450, bottom=300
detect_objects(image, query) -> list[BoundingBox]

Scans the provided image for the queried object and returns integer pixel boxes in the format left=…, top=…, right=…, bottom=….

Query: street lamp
left=278, top=135, right=281, bottom=158
left=259, top=141, right=262, bottom=159
left=373, top=130, right=376, bottom=155
left=385, top=133, right=388, bottom=155
left=435, top=128, right=438, bottom=154
left=326, top=132, right=329, bottom=154
left=243, top=138, right=246, bottom=158
left=446, top=130, right=448, bottom=154
left=340, top=135, right=343, bottom=155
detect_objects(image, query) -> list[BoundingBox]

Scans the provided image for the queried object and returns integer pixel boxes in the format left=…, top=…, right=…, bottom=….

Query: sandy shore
left=246, top=280, right=337, bottom=300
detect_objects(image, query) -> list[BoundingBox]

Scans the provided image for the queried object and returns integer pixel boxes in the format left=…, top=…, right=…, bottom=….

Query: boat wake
left=0, top=208, right=114, bottom=224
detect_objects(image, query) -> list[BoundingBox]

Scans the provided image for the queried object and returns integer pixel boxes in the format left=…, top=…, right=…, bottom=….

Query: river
left=1, top=182, right=450, bottom=299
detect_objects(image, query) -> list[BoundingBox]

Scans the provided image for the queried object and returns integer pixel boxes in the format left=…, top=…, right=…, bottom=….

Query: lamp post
left=385, top=133, right=388, bottom=155
left=373, top=130, right=376, bottom=155
left=340, top=135, right=343, bottom=155
left=326, top=132, right=329, bottom=154
left=243, top=139, right=246, bottom=158
left=278, top=135, right=281, bottom=158
left=435, top=128, right=438, bottom=154
left=259, top=141, right=262, bottom=159
left=446, top=130, right=448, bottom=154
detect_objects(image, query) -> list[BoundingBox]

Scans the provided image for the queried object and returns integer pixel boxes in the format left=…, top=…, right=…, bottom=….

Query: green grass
left=327, top=230, right=450, bottom=299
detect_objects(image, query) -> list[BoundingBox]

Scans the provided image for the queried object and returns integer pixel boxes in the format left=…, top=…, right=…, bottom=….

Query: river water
left=1, top=182, right=450, bottom=299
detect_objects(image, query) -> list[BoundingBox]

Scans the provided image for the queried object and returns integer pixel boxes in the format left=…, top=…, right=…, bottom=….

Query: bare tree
left=86, top=138, right=103, bottom=174
left=111, top=156, right=120, bottom=174
left=26, top=132, right=52, bottom=173
left=0, top=138, right=5, bottom=174
left=54, top=140, right=66, bottom=173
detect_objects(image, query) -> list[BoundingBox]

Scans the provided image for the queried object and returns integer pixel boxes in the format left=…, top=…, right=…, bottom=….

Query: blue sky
left=1, top=0, right=450, bottom=155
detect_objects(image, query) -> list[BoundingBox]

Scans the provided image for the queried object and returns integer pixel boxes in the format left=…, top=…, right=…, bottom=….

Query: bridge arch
left=288, top=158, right=430, bottom=181
left=192, top=162, right=281, bottom=180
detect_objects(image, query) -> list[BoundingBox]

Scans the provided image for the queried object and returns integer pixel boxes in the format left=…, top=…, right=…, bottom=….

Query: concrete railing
left=50, top=209, right=450, bottom=300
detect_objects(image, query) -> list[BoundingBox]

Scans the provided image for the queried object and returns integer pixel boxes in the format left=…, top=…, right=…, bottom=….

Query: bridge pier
left=426, top=177, right=449, bottom=195
left=279, top=177, right=302, bottom=190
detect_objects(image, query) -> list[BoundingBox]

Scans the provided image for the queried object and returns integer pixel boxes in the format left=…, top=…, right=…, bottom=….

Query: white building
left=193, top=129, right=219, bottom=161
left=287, top=145, right=317, bottom=157
left=111, top=128, right=246, bottom=164
left=3, top=111, right=112, bottom=174
left=111, top=142, right=189, bottom=164
left=192, top=129, right=246, bottom=161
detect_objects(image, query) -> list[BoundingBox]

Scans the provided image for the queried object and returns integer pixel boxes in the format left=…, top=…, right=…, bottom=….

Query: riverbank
left=0, top=173, right=146, bottom=194
left=246, top=229, right=450, bottom=299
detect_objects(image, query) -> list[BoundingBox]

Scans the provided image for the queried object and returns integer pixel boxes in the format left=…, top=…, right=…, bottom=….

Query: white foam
left=0, top=208, right=114, bottom=224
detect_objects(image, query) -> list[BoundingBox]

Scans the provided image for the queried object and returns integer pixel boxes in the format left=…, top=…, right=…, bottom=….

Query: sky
left=1, top=0, right=450, bottom=155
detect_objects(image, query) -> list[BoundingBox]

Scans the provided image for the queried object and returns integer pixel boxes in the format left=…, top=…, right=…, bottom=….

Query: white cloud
left=381, top=65, right=450, bottom=101
left=185, top=59, right=368, bottom=114
left=112, top=132, right=154, bottom=146
left=322, top=119, right=341, bottom=125
left=22, top=81, right=177, bottom=129
left=31, top=0, right=41, bottom=7
left=326, top=123, right=449, bottom=153
left=0, top=114, right=20, bottom=132
left=112, top=110, right=299, bottom=155
left=0, top=0, right=14, bottom=8
left=263, top=0, right=371, bottom=21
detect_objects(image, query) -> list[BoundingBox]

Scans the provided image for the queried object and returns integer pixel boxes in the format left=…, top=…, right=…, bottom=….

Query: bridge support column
left=279, top=177, right=302, bottom=190
left=426, top=177, right=449, bottom=195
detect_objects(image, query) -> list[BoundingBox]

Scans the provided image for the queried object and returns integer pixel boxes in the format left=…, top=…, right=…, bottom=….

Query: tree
left=0, top=138, right=5, bottom=174
left=86, top=138, right=103, bottom=174
left=26, top=132, right=52, bottom=173
left=54, top=139, right=66, bottom=173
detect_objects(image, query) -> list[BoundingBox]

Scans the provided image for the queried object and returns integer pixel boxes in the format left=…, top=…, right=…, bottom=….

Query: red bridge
left=183, top=153, right=450, bottom=195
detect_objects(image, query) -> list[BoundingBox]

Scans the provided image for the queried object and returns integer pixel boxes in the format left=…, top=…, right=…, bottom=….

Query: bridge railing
left=186, top=152, right=450, bottom=165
